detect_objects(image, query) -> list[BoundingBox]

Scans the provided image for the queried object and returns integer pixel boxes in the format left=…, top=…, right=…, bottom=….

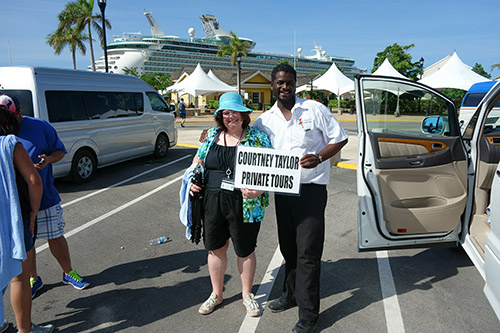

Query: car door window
left=146, top=92, right=169, bottom=112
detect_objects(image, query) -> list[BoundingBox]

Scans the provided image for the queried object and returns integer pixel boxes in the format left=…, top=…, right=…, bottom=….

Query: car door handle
left=497, top=170, right=500, bottom=177
left=431, top=143, right=443, bottom=150
left=408, top=158, right=424, bottom=166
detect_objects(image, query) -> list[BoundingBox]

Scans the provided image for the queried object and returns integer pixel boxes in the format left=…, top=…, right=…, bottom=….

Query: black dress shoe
left=292, top=319, right=318, bottom=333
left=267, top=295, right=297, bottom=313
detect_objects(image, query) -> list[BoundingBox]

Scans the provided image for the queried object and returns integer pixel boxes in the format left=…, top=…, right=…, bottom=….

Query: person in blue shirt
left=178, top=98, right=186, bottom=127
left=0, top=94, right=90, bottom=298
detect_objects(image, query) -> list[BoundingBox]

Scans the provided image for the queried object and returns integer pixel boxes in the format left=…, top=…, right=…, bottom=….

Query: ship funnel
left=199, top=14, right=230, bottom=38
left=144, top=12, right=165, bottom=37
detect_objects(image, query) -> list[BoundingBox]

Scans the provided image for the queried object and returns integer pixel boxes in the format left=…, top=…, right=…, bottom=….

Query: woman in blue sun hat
left=190, top=92, right=271, bottom=317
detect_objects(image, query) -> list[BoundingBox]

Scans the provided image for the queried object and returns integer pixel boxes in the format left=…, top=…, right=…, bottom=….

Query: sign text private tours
left=234, top=146, right=302, bottom=194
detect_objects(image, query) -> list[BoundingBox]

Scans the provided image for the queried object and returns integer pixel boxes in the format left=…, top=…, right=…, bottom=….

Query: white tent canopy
left=163, top=72, right=189, bottom=94
left=207, top=70, right=237, bottom=92
left=419, top=52, right=491, bottom=90
left=296, top=62, right=354, bottom=96
left=372, top=58, right=408, bottom=79
left=170, top=63, right=237, bottom=96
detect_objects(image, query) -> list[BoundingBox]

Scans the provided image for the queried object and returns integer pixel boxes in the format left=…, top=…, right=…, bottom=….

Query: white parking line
left=36, top=155, right=192, bottom=253
left=238, top=246, right=284, bottom=333
left=62, top=154, right=192, bottom=208
left=376, top=250, right=405, bottom=333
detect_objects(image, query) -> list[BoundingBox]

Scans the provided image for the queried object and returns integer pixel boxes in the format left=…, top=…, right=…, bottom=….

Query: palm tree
left=492, top=63, right=500, bottom=80
left=57, top=0, right=111, bottom=71
left=46, top=27, right=87, bottom=69
left=217, top=31, right=250, bottom=94
left=216, top=31, right=250, bottom=66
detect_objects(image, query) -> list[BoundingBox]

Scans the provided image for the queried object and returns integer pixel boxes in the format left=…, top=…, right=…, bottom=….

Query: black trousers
left=274, top=184, right=327, bottom=321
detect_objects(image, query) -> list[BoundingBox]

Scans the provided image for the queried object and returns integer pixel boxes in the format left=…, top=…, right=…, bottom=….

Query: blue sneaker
left=62, top=270, right=90, bottom=290
left=30, top=276, right=44, bottom=299
left=30, top=322, right=54, bottom=333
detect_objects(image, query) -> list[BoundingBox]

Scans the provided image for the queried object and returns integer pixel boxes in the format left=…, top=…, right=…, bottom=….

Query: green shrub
left=208, top=99, right=218, bottom=109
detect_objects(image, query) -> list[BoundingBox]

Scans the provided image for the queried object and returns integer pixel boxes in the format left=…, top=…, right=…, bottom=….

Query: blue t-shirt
left=18, top=117, right=67, bottom=210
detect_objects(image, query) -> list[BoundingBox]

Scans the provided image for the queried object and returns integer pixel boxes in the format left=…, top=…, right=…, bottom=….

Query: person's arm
left=35, top=150, right=65, bottom=170
left=13, top=143, right=43, bottom=233
left=299, top=139, right=348, bottom=169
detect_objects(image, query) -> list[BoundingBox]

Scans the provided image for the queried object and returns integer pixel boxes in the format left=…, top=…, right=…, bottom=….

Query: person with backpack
left=178, top=98, right=186, bottom=127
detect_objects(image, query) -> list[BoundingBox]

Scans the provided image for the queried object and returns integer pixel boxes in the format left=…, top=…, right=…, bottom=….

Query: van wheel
left=71, top=149, right=96, bottom=184
left=154, top=134, right=169, bottom=158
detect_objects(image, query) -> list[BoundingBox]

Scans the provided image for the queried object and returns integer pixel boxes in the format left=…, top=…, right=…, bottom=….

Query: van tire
left=154, top=134, right=169, bottom=158
left=71, top=149, right=97, bottom=184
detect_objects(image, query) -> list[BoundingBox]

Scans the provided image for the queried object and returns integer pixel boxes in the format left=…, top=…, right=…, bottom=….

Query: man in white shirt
left=253, top=63, right=347, bottom=333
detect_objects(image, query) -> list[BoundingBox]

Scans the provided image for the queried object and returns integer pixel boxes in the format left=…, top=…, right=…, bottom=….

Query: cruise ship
left=92, top=13, right=364, bottom=78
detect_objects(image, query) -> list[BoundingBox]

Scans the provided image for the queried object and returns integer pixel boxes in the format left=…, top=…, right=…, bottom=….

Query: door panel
left=356, top=76, right=466, bottom=250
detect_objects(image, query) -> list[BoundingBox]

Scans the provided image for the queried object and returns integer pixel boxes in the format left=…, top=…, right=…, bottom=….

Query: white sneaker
left=198, top=292, right=222, bottom=315
left=243, top=293, right=261, bottom=317
left=30, top=322, right=55, bottom=333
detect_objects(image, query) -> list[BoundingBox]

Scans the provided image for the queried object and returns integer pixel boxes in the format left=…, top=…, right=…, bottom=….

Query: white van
left=0, top=66, right=177, bottom=183
left=355, top=75, right=500, bottom=319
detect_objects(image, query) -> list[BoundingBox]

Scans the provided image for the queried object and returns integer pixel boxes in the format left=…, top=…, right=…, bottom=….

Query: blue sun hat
left=214, top=92, right=252, bottom=117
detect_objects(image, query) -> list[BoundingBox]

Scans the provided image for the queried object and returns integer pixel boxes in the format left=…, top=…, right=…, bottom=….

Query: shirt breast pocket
left=291, top=120, right=315, bottom=147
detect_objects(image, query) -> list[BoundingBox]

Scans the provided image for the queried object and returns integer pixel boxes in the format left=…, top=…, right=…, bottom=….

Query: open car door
left=356, top=75, right=467, bottom=251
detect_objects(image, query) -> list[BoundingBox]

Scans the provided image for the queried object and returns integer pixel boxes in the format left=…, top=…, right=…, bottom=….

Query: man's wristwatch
left=315, top=153, right=323, bottom=163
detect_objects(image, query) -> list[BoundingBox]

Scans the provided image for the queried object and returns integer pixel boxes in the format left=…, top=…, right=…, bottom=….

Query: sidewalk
left=175, top=110, right=358, bottom=169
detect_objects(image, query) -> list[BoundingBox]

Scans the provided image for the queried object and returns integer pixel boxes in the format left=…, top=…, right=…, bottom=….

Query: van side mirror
left=422, top=116, right=449, bottom=135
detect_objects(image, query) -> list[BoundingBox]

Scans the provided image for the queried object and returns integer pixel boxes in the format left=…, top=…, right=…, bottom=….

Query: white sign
left=234, top=146, right=302, bottom=194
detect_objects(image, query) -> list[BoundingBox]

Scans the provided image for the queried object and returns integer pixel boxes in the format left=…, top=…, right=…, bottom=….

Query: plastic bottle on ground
left=149, top=236, right=170, bottom=246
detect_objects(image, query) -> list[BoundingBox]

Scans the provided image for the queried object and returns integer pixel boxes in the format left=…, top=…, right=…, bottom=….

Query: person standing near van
left=0, top=95, right=90, bottom=298
left=179, top=98, right=187, bottom=127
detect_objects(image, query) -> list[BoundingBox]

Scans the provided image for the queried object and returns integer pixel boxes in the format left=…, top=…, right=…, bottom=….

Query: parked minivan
left=355, top=75, right=500, bottom=319
left=0, top=66, right=177, bottom=183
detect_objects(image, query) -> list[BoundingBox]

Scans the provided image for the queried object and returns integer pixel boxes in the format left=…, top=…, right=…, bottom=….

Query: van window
left=146, top=92, right=169, bottom=112
left=0, top=89, right=34, bottom=117
left=463, top=92, right=500, bottom=108
left=46, top=91, right=144, bottom=122
left=46, top=91, right=87, bottom=122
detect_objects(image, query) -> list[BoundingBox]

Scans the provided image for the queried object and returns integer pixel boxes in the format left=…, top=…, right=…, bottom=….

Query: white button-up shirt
left=253, top=97, right=347, bottom=185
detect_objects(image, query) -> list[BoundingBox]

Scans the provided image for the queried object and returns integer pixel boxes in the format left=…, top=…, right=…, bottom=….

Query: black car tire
left=154, top=133, right=169, bottom=159
left=71, top=149, right=97, bottom=184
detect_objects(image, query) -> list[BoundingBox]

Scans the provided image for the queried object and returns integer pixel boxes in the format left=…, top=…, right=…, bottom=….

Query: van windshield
left=0, top=90, right=34, bottom=117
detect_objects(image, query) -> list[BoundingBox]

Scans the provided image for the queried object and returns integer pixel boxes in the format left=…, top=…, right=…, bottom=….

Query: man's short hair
left=271, top=63, right=297, bottom=83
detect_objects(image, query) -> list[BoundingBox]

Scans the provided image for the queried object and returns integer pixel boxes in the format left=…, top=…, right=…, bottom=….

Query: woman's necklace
left=223, top=129, right=245, bottom=181
left=224, top=129, right=244, bottom=147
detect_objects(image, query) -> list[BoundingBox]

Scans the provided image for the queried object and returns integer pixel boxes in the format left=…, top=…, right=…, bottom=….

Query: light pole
left=98, top=0, right=109, bottom=73
left=236, top=52, right=242, bottom=95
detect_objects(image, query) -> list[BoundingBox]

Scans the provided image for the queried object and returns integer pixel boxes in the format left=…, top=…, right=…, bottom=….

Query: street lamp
left=419, top=57, right=424, bottom=80
left=236, top=52, right=242, bottom=95
left=98, top=0, right=108, bottom=73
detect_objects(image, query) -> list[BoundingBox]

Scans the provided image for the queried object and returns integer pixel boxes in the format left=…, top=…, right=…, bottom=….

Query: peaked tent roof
left=164, top=72, right=190, bottom=93
left=419, top=52, right=491, bottom=90
left=207, top=70, right=237, bottom=91
left=296, top=62, right=354, bottom=95
left=372, top=58, right=408, bottom=79
left=171, top=63, right=237, bottom=96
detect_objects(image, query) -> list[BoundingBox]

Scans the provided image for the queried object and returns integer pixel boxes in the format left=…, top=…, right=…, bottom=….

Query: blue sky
left=2, top=0, right=499, bottom=78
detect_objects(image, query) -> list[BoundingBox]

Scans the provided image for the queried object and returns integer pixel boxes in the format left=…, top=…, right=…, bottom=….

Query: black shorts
left=179, top=112, right=186, bottom=119
left=203, top=189, right=260, bottom=257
